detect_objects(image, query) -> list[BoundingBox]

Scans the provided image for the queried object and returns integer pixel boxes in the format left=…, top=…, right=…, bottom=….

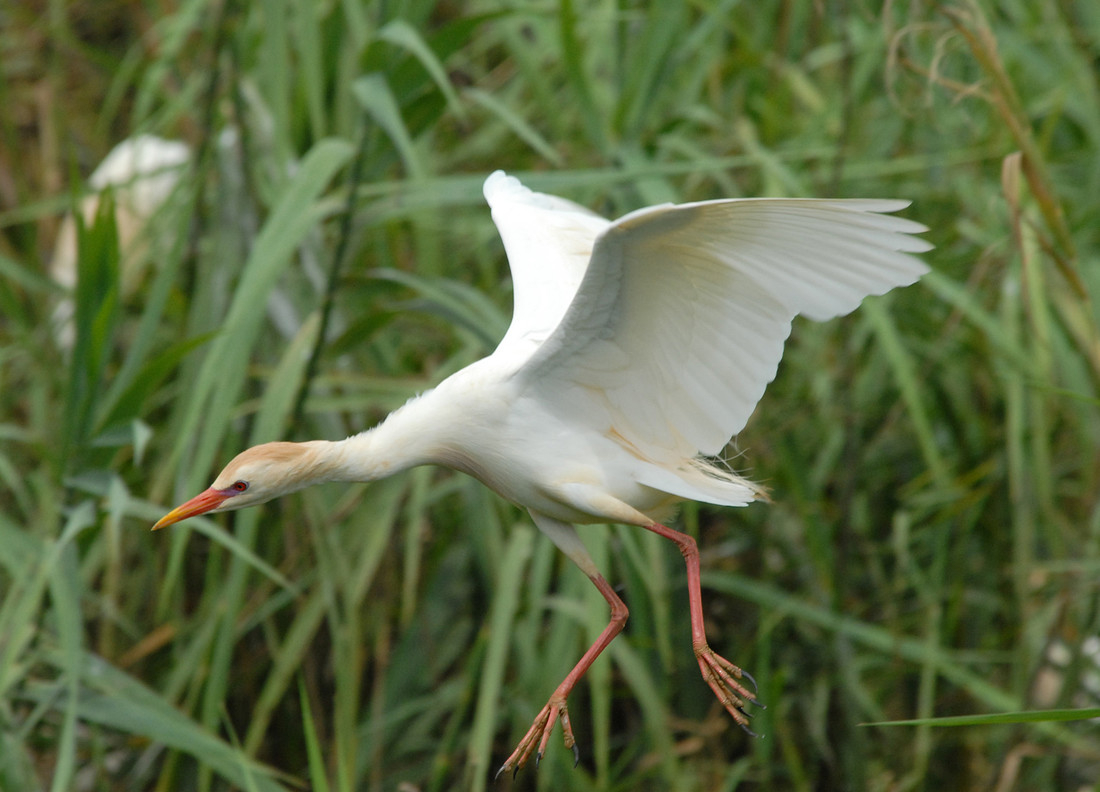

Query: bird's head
left=153, top=441, right=326, bottom=530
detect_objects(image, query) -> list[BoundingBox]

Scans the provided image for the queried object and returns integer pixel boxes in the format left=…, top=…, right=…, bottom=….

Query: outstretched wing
left=483, top=171, right=611, bottom=363
left=515, top=197, right=931, bottom=460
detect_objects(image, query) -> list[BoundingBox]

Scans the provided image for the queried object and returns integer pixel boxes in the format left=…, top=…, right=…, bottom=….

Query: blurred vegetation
left=2, top=0, right=1099, bottom=790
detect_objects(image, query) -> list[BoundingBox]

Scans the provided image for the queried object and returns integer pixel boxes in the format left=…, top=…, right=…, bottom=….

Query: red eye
left=231, top=481, right=249, bottom=492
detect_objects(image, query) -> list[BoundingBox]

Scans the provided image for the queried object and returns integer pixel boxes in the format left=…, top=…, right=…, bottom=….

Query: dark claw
left=739, top=721, right=762, bottom=738
left=737, top=667, right=765, bottom=708
left=535, top=751, right=542, bottom=769
left=739, top=667, right=759, bottom=693
left=572, top=744, right=580, bottom=768
left=513, top=764, right=520, bottom=781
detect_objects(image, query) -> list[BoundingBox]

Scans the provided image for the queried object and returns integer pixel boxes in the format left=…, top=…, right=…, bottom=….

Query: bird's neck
left=321, top=394, right=442, bottom=483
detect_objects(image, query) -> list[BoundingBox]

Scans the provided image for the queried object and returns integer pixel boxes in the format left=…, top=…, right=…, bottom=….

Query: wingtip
left=483, top=169, right=526, bottom=204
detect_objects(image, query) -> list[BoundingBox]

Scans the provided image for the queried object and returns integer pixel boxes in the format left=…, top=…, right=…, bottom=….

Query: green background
left=2, top=0, right=1099, bottom=790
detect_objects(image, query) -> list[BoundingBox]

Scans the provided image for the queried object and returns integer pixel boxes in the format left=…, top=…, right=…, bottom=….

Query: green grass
left=2, top=0, right=1100, bottom=790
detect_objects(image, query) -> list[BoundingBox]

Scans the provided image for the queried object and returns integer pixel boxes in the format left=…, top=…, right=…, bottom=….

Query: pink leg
left=496, top=573, right=628, bottom=779
left=645, top=522, right=760, bottom=732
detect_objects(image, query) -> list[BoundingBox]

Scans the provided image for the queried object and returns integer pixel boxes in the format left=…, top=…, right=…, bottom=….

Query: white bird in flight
left=155, top=171, right=930, bottom=775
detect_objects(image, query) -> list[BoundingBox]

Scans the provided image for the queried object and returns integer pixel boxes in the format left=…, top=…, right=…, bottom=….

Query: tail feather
left=635, top=457, right=764, bottom=508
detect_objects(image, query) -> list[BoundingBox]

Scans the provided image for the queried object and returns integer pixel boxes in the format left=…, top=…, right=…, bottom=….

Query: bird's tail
left=635, top=456, right=766, bottom=509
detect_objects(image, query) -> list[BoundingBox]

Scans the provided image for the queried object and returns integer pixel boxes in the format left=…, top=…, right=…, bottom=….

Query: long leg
left=644, top=521, right=760, bottom=731
left=496, top=513, right=628, bottom=778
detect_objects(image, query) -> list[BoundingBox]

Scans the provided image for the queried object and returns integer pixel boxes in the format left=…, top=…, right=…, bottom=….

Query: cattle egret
left=51, top=135, right=191, bottom=348
left=155, top=171, right=930, bottom=775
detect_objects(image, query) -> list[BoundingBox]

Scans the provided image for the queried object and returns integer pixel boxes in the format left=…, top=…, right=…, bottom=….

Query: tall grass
left=2, top=0, right=1099, bottom=790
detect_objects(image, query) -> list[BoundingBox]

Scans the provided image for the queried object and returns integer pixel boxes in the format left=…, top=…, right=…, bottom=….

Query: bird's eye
left=231, top=481, right=249, bottom=492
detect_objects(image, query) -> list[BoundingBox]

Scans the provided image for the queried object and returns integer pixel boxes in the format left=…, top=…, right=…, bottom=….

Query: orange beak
left=152, top=488, right=230, bottom=531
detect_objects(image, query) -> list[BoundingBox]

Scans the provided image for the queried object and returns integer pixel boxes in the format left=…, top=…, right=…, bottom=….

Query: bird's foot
left=695, top=643, right=765, bottom=737
left=495, top=696, right=580, bottom=780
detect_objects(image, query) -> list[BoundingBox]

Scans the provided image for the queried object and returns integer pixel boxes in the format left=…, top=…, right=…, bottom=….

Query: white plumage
left=50, top=136, right=191, bottom=348
left=483, top=171, right=928, bottom=508
left=156, top=171, right=931, bottom=775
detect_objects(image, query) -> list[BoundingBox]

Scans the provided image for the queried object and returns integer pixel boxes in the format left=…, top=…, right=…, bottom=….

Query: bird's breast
left=422, top=369, right=682, bottom=524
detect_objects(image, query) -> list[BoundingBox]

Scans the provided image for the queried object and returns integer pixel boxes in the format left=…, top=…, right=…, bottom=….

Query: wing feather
left=514, top=196, right=930, bottom=460
left=483, top=171, right=611, bottom=362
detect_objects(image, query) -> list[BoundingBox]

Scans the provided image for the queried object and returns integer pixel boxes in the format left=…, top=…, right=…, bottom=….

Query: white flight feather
left=483, top=171, right=930, bottom=508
